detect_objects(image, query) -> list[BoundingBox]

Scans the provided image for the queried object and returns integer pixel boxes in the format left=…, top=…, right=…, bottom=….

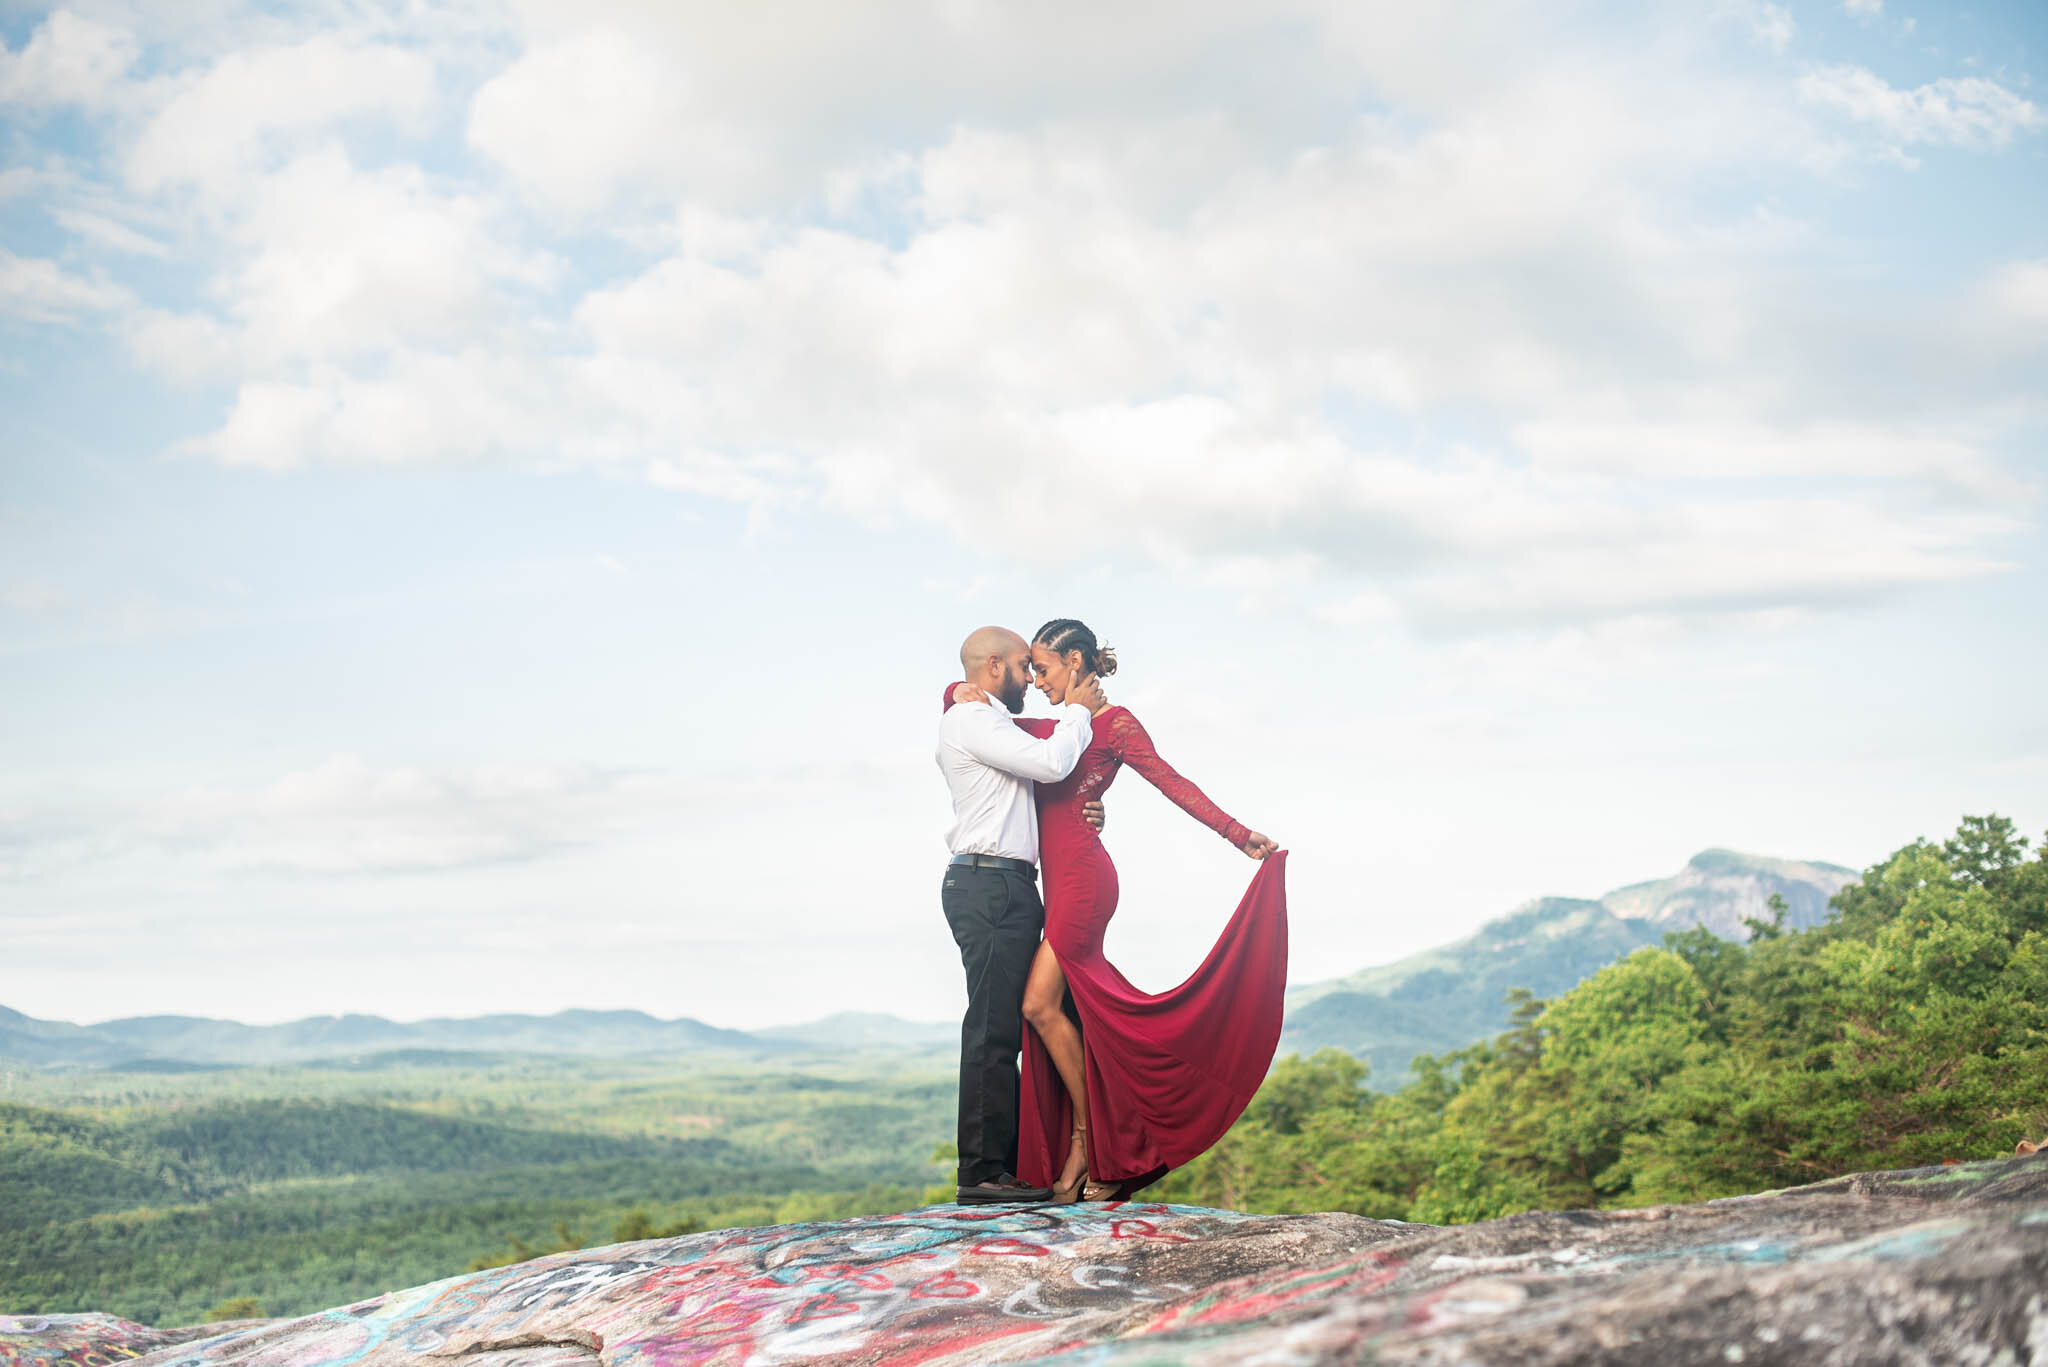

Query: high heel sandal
left=1051, top=1123, right=1089, bottom=1204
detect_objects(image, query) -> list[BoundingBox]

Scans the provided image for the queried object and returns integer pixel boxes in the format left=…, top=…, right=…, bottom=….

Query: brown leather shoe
left=956, top=1173, right=1053, bottom=1204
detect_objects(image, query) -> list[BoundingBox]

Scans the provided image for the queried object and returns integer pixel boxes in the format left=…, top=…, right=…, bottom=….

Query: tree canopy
left=1159, top=814, right=2048, bottom=1220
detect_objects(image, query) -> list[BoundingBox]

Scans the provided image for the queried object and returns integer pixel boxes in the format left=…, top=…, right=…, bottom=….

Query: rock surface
left=8, top=1156, right=2047, bottom=1367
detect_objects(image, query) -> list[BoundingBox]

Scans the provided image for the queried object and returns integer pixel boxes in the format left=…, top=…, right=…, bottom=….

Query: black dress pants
left=941, top=862, right=1045, bottom=1186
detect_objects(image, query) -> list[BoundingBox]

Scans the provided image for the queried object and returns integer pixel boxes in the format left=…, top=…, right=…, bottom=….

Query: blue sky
left=2, top=0, right=2044, bottom=1034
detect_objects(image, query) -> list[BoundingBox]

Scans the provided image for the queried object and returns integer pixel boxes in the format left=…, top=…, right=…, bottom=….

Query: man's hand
left=953, top=682, right=990, bottom=705
left=1066, top=673, right=1107, bottom=713
left=1082, top=800, right=1107, bottom=832
left=1241, top=831, right=1279, bottom=860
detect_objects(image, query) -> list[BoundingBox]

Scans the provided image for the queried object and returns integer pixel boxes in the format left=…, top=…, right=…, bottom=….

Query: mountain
left=1281, top=848, right=1857, bottom=1085
left=5, top=847, right=1851, bottom=1078
left=1597, top=847, right=1855, bottom=938
left=0, top=1006, right=948, bottom=1071
left=755, top=1012, right=957, bottom=1049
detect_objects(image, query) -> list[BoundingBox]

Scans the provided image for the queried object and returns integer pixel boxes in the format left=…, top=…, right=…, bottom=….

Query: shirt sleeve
left=951, top=701, right=1095, bottom=783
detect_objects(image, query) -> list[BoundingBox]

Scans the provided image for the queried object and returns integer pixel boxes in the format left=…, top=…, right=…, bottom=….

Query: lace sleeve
left=1106, top=709, right=1250, bottom=848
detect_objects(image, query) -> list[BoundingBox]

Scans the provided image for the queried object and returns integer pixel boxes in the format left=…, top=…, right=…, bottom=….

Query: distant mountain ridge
left=755, top=1012, right=958, bottom=1049
left=1281, top=847, right=1857, bottom=1084
left=0, top=1005, right=951, bottom=1071
left=6, top=848, right=1855, bottom=1079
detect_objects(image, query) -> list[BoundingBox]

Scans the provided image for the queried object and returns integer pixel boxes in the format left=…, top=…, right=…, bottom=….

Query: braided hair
left=1032, top=618, right=1119, bottom=677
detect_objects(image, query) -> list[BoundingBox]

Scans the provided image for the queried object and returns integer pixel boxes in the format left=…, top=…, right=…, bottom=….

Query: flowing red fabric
left=944, top=692, right=1289, bottom=1193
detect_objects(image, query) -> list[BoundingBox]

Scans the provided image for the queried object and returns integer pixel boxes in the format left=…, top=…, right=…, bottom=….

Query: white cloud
left=0, top=249, right=132, bottom=323
left=7, top=755, right=667, bottom=879
left=1986, top=259, right=2048, bottom=326
left=128, top=69, right=2030, bottom=631
left=51, top=207, right=169, bottom=257
left=1514, top=418, right=2025, bottom=497
left=127, top=35, right=436, bottom=193
left=120, top=144, right=558, bottom=389
left=1392, top=497, right=2016, bottom=633
left=8, top=1, right=2042, bottom=640
left=0, top=579, right=66, bottom=615
left=0, top=9, right=138, bottom=107
left=1844, top=0, right=1882, bottom=15
left=1718, top=0, right=1796, bottom=54
left=181, top=351, right=577, bottom=469
left=224, top=148, right=554, bottom=358
left=1799, top=65, right=2044, bottom=150
left=466, top=29, right=696, bottom=218
left=120, top=307, right=241, bottom=384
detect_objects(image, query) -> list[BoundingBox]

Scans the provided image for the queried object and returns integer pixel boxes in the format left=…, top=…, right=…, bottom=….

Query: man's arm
left=939, top=683, right=1107, bottom=830
left=948, top=701, right=1094, bottom=783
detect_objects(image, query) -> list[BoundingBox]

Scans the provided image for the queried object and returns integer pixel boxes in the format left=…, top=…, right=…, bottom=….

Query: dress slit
left=1018, top=850, right=1289, bottom=1190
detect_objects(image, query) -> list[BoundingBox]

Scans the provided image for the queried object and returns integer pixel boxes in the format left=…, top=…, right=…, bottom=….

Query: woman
left=949, top=618, right=1287, bottom=1202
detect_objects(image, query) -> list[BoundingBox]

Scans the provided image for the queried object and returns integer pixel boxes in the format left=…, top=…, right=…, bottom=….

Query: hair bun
left=1095, top=645, right=1118, bottom=677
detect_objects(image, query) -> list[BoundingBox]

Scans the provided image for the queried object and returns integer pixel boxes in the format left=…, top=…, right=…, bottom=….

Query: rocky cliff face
left=1599, top=848, right=1858, bottom=939
left=8, top=1155, right=2045, bottom=1367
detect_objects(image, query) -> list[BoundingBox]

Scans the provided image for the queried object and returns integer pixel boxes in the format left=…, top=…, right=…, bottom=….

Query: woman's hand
left=952, top=682, right=990, bottom=705
left=1065, top=673, right=1107, bottom=713
left=1240, top=831, right=1278, bottom=860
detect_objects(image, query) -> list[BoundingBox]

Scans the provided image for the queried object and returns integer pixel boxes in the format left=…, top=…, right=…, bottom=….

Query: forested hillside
left=9, top=814, right=2038, bottom=1330
left=0, top=1060, right=949, bottom=1325
left=1160, top=815, right=2047, bottom=1218
left=1280, top=848, right=1857, bottom=1080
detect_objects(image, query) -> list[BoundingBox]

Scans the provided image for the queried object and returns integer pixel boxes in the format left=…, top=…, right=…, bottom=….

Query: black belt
left=949, top=853, right=1035, bottom=876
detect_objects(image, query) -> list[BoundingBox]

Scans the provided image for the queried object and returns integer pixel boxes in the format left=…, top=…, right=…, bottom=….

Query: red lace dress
left=945, top=694, right=1290, bottom=1194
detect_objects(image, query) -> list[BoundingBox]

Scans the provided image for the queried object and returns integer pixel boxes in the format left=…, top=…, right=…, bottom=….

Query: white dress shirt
left=936, top=696, right=1096, bottom=863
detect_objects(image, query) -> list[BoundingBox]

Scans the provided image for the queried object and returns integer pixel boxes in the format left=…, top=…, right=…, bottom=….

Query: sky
left=2, top=0, right=2044, bottom=1033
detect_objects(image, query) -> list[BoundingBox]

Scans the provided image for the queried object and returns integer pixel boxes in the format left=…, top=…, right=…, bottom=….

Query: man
left=936, top=625, right=1105, bottom=1204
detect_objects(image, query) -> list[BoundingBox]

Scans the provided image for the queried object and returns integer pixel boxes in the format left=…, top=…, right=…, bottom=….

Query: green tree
left=200, top=1297, right=264, bottom=1323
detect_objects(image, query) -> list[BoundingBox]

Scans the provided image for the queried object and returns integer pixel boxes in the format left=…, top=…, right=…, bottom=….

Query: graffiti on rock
left=8, top=1155, right=2048, bottom=1367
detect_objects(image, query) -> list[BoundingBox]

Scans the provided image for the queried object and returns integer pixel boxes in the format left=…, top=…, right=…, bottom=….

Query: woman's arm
left=941, top=681, right=1056, bottom=737
left=1108, top=710, right=1275, bottom=858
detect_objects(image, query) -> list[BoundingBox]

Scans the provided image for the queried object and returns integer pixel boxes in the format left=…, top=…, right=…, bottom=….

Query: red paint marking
left=970, top=1238, right=1049, bottom=1257
left=909, top=1270, right=981, bottom=1299
left=789, top=1291, right=864, bottom=1322
left=852, top=1320, right=1044, bottom=1367
left=1181, top=1253, right=1406, bottom=1327
left=792, top=1264, right=892, bottom=1290
left=1110, top=1219, right=1190, bottom=1243
left=672, top=1303, right=762, bottom=1334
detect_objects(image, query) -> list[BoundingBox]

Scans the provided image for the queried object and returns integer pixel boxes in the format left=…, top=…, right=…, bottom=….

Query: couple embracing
left=935, top=618, right=1288, bottom=1205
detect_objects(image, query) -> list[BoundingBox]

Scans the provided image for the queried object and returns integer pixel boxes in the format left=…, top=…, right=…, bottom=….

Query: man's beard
left=1000, top=668, right=1029, bottom=714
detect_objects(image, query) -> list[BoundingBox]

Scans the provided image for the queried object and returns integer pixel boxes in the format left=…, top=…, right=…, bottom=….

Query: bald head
left=959, top=625, right=1031, bottom=714
left=960, top=626, right=1026, bottom=676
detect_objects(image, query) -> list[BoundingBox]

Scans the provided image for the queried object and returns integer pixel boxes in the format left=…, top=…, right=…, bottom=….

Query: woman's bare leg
left=1021, top=940, right=1089, bottom=1190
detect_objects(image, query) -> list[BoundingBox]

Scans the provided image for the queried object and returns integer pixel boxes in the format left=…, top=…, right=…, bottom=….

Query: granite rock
left=7, top=1155, right=2046, bottom=1367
